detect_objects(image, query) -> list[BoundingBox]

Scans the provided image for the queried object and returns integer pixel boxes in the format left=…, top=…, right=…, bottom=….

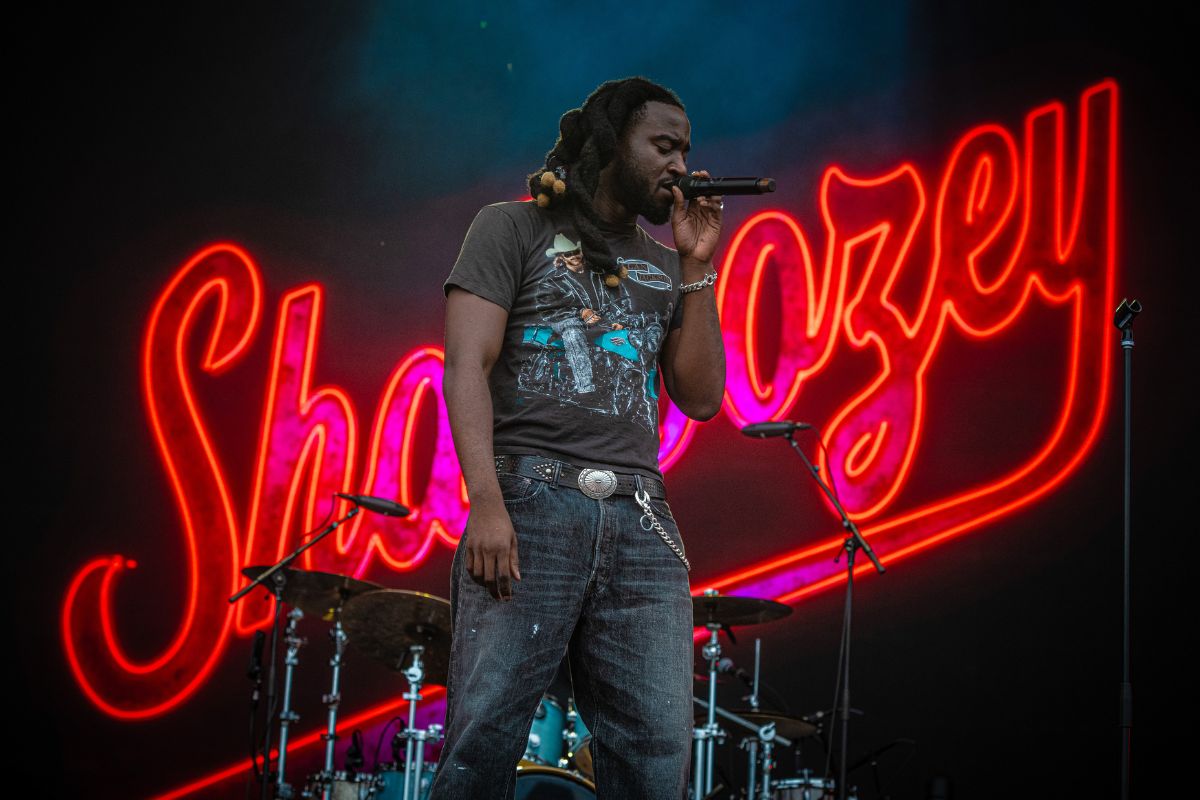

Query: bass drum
left=514, top=764, right=595, bottom=799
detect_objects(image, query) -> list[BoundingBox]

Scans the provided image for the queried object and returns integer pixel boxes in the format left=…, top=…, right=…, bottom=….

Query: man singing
left=432, top=76, right=725, bottom=799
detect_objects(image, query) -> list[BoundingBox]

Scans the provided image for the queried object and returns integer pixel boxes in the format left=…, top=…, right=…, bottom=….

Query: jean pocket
left=496, top=471, right=548, bottom=505
left=647, top=496, right=676, bottom=523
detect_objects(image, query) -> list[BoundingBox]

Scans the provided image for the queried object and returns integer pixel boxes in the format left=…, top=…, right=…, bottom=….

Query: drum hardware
left=342, top=589, right=453, bottom=800
left=562, top=696, right=592, bottom=780
left=230, top=501, right=365, bottom=800
left=315, top=609, right=348, bottom=800
left=691, top=589, right=792, bottom=800
left=239, top=565, right=384, bottom=800
left=276, top=607, right=306, bottom=799
left=732, top=709, right=818, bottom=742
left=744, top=637, right=763, bottom=799
left=741, top=423, right=884, bottom=800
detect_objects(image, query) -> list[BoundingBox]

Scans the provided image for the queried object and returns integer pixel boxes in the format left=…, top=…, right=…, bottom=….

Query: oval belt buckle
left=577, top=469, right=618, bottom=499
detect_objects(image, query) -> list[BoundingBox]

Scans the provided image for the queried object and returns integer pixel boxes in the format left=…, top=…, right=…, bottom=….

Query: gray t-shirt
left=445, top=201, right=683, bottom=479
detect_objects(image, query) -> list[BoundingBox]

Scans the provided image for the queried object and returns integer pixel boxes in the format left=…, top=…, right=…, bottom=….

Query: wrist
left=466, top=482, right=505, bottom=510
left=680, top=268, right=718, bottom=295
left=679, top=256, right=713, bottom=281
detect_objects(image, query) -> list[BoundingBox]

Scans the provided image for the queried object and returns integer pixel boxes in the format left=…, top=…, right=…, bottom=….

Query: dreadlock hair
left=527, top=77, right=684, bottom=287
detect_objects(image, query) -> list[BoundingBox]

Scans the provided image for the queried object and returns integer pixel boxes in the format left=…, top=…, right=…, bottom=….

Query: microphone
left=673, top=176, right=776, bottom=198
left=741, top=421, right=812, bottom=438
left=716, top=656, right=756, bottom=689
left=247, top=630, right=265, bottom=681
left=335, top=493, right=411, bottom=517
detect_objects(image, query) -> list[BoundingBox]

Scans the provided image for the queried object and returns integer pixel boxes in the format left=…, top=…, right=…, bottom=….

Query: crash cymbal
left=241, top=566, right=384, bottom=619
left=692, top=592, right=792, bottom=627
left=341, top=589, right=452, bottom=683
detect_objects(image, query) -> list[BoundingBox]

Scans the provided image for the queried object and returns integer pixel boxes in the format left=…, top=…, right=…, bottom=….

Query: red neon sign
left=62, top=78, right=1117, bottom=752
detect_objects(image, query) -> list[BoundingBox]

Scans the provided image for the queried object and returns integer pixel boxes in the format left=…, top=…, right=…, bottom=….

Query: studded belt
left=493, top=454, right=666, bottom=501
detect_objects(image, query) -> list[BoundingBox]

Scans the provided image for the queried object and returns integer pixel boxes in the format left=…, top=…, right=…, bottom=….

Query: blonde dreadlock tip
left=552, top=179, right=566, bottom=194
left=536, top=193, right=550, bottom=208
left=540, top=171, right=556, bottom=187
left=604, top=274, right=620, bottom=288
left=618, top=265, right=628, bottom=279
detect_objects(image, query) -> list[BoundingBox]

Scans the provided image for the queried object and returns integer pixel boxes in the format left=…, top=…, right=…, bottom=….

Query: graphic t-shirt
left=445, top=201, right=683, bottom=479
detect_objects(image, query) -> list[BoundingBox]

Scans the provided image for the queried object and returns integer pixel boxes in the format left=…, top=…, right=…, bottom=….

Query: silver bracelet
left=680, top=271, right=717, bottom=294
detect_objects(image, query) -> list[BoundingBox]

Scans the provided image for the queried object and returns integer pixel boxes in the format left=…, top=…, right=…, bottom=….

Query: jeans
left=429, top=467, right=694, bottom=800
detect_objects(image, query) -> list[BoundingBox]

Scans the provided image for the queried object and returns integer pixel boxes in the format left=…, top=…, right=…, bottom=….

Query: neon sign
left=62, top=78, right=1117, bottom=783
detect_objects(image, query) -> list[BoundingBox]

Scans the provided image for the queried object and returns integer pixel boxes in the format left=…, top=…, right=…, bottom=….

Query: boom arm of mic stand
left=784, top=432, right=884, bottom=574
left=228, top=506, right=362, bottom=604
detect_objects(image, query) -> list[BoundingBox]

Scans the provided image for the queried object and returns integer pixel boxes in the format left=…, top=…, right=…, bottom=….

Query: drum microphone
left=673, top=175, right=776, bottom=199
left=741, top=421, right=812, bottom=438
left=335, top=493, right=411, bottom=517
left=716, top=656, right=755, bottom=690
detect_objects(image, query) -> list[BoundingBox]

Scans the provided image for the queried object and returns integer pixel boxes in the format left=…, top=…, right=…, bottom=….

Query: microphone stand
left=781, top=430, right=884, bottom=800
left=1113, top=298, right=1141, bottom=800
left=229, top=504, right=361, bottom=800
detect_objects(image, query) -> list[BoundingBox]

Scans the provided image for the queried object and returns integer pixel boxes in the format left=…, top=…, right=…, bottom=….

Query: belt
left=494, top=454, right=666, bottom=501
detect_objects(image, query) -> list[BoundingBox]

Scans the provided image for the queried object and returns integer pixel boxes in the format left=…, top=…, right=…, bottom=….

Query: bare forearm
left=443, top=362, right=504, bottom=511
left=664, top=257, right=726, bottom=420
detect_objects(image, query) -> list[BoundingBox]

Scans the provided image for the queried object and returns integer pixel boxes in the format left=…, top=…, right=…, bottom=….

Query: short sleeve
left=444, top=205, right=525, bottom=310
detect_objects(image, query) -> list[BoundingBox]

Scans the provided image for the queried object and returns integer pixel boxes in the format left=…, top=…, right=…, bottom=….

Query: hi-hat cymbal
left=241, top=566, right=384, bottom=619
left=692, top=593, right=792, bottom=628
left=341, top=589, right=452, bottom=683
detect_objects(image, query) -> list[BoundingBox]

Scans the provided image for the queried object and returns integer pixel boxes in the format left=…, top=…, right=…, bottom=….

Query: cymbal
left=341, top=589, right=452, bottom=683
left=692, top=593, right=792, bottom=627
left=241, top=566, right=384, bottom=619
left=729, top=709, right=818, bottom=740
left=692, top=708, right=818, bottom=740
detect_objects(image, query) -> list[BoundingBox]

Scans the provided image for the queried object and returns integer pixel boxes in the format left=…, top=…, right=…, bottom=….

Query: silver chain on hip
left=634, top=489, right=691, bottom=571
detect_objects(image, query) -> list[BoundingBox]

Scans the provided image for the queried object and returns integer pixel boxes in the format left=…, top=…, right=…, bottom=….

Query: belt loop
left=634, top=474, right=645, bottom=495
left=550, top=459, right=562, bottom=489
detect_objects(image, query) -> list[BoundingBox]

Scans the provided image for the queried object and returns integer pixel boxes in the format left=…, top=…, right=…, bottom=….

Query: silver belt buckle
left=577, top=469, right=618, bottom=499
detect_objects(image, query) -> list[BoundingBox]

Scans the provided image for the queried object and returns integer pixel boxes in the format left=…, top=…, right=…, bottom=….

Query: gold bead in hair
left=536, top=193, right=550, bottom=208
left=552, top=179, right=566, bottom=194
left=604, top=274, right=620, bottom=288
left=540, top=171, right=556, bottom=188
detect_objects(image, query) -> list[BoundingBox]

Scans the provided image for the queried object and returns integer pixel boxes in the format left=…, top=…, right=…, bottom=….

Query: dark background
left=27, top=2, right=1193, bottom=797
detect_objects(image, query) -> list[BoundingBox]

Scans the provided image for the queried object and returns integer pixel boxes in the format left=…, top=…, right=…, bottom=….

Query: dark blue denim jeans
left=429, top=468, right=694, bottom=800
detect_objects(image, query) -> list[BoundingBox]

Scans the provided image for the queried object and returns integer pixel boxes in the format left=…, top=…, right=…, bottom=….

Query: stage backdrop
left=30, top=3, right=1191, bottom=797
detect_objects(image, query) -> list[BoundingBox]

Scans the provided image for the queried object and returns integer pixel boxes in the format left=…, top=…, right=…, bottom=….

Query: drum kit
left=237, top=563, right=853, bottom=800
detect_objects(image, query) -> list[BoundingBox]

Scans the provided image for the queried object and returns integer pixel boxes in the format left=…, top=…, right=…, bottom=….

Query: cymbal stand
left=743, top=638, right=764, bottom=799
left=392, top=644, right=444, bottom=800
left=693, top=697, right=794, bottom=800
left=228, top=504, right=360, bottom=800
left=693, top=591, right=725, bottom=800
left=276, top=607, right=306, bottom=799
left=315, top=610, right=348, bottom=800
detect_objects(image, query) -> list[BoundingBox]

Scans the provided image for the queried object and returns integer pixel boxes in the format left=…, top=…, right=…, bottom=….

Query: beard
left=611, top=154, right=673, bottom=225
